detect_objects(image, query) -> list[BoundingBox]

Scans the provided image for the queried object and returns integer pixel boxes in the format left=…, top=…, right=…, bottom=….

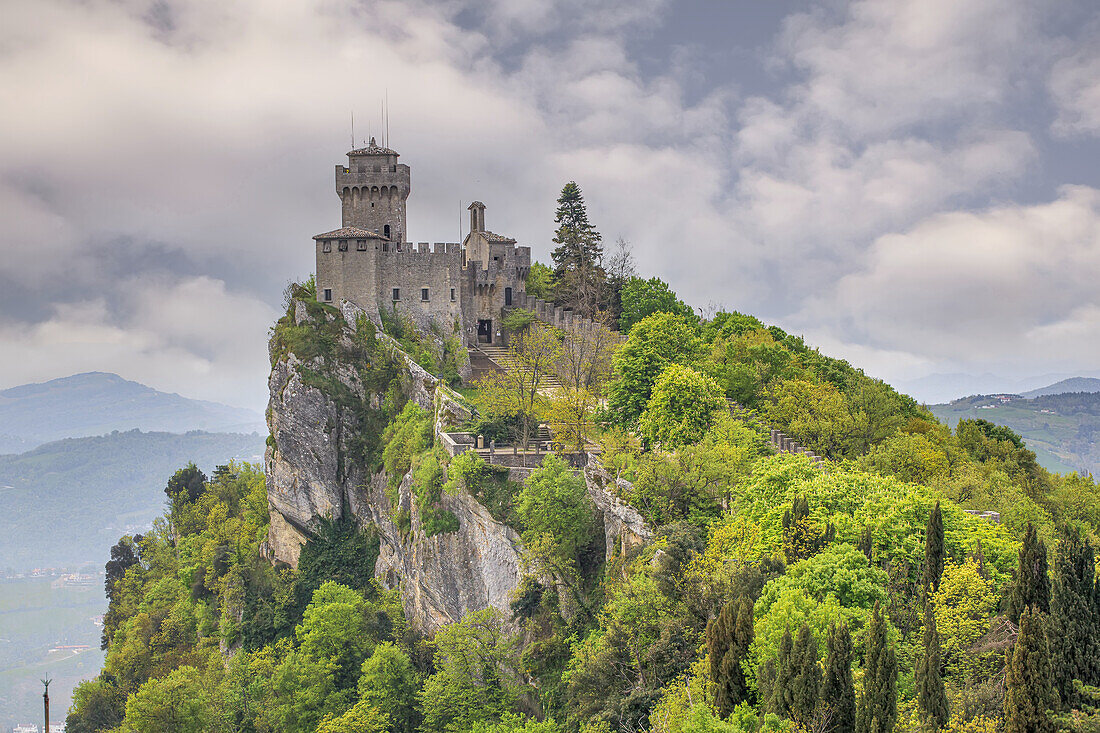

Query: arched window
left=384, top=224, right=391, bottom=239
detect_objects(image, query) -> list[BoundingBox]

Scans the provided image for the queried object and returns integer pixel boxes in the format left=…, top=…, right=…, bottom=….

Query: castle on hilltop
left=312, top=138, right=531, bottom=346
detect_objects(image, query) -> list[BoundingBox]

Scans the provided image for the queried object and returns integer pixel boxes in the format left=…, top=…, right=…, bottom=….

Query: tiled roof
left=347, top=137, right=398, bottom=156
left=480, top=230, right=516, bottom=243
left=312, top=226, right=388, bottom=240
left=468, top=201, right=485, bottom=209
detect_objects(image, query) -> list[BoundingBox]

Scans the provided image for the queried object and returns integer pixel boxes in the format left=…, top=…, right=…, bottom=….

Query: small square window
left=450, top=288, right=456, bottom=302
left=392, top=288, right=400, bottom=301
left=323, top=288, right=332, bottom=302
left=421, top=288, right=430, bottom=301
left=322, top=240, right=331, bottom=253
left=338, top=240, right=348, bottom=252
left=357, top=239, right=366, bottom=251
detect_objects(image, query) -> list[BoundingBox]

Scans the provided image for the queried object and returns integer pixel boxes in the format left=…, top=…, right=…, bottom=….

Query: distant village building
left=312, top=139, right=531, bottom=345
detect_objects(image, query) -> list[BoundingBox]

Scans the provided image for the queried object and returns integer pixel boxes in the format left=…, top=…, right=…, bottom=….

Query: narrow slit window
left=323, top=288, right=332, bottom=301
left=421, top=288, right=430, bottom=301
left=450, top=288, right=456, bottom=302
left=392, top=288, right=400, bottom=301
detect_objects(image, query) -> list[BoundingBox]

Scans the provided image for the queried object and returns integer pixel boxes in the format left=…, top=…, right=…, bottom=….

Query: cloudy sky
left=2, top=0, right=1099, bottom=410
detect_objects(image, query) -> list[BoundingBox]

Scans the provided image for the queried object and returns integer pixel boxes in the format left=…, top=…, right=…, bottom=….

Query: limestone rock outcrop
left=265, top=299, right=521, bottom=632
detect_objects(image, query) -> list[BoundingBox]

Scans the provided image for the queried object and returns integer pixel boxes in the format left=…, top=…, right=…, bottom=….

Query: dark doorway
left=384, top=224, right=391, bottom=239
left=477, top=319, right=492, bottom=344
left=505, top=287, right=513, bottom=306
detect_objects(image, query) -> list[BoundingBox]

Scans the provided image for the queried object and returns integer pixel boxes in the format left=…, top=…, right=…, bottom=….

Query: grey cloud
left=0, top=0, right=1098, bottom=408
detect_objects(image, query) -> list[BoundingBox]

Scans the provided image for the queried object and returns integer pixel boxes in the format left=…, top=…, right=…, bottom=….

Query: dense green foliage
left=76, top=271, right=1100, bottom=733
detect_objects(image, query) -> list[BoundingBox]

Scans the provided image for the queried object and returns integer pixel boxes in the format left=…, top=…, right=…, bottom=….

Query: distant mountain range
left=0, top=372, right=266, bottom=454
left=0, top=430, right=266, bottom=571
left=929, top=389, right=1100, bottom=477
left=899, top=372, right=1100, bottom=405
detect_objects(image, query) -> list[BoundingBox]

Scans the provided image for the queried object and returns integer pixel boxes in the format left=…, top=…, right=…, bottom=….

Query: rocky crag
left=264, top=297, right=649, bottom=632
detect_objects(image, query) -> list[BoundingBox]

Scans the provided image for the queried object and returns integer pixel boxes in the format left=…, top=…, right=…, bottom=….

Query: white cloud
left=800, top=185, right=1100, bottom=380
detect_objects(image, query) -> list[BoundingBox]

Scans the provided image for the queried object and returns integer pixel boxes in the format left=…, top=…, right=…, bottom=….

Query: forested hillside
left=69, top=187, right=1100, bottom=732
left=931, top=391, right=1100, bottom=476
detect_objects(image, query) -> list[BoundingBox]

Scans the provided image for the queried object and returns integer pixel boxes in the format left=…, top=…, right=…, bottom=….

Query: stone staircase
left=476, top=344, right=564, bottom=391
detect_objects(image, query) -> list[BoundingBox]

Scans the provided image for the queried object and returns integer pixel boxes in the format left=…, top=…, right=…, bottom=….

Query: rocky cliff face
left=265, top=299, right=524, bottom=632
left=265, top=298, right=652, bottom=633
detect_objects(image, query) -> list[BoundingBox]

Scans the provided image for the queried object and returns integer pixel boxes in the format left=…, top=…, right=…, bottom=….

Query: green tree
left=1005, top=606, right=1057, bottom=733
left=606, top=312, right=702, bottom=425
left=856, top=602, right=897, bottom=733
left=474, top=321, right=562, bottom=454
left=316, top=700, right=390, bottom=733
left=782, top=495, right=833, bottom=564
left=916, top=592, right=949, bottom=731
left=788, top=623, right=822, bottom=728
left=550, top=181, right=604, bottom=315
left=922, top=501, right=945, bottom=594
left=618, top=276, right=695, bottom=333
left=1050, top=525, right=1097, bottom=706
left=357, top=642, right=420, bottom=733
left=516, top=453, right=597, bottom=566
left=296, top=581, right=376, bottom=689
left=1007, top=522, right=1050, bottom=623
left=526, top=261, right=556, bottom=300
left=639, top=365, right=725, bottom=448
left=768, top=626, right=795, bottom=717
left=708, top=597, right=753, bottom=717
left=821, top=623, right=856, bottom=733
left=66, top=677, right=125, bottom=733
left=121, top=666, right=210, bottom=733
left=420, top=608, right=518, bottom=732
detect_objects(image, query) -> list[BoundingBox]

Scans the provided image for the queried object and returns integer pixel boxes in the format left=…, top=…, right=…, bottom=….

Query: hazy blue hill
left=0, top=372, right=265, bottom=454
left=929, top=391, right=1100, bottom=476
left=0, top=429, right=265, bottom=571
left=1021, top=377, right=1100, bottom=399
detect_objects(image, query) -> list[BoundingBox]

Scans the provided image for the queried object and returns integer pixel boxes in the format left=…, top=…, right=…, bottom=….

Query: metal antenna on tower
left=350, top=111, right=355, bottom=150
left=386, top=90, right=391, bottom=149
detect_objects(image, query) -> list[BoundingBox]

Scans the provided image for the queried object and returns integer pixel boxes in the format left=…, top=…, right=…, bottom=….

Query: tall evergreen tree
left=857, top=602, right=897, bottom=733
left=822, top=623, right=856, bottom=733
left=706, top=600, right=734, bottom=689
left=858, top=526, right=874, bottom=562
left=916, top=590, right=949, bottom=730
left=550, top=182, right=604, bottom=316
left=1005, top=606, right=1058, bottom=733
left=769, top=626, right=795, bottom=718
left=922, top=502, right=944, bottom=594
left=708, top=596, right=754, bottom=717
left=782, top=495, right=832, bottom=564
left=1007, top=522, right=1050, bottom=623
left=789, top=624, right=822, bottom=729
left=1050, top=525, right=1096, bottom=706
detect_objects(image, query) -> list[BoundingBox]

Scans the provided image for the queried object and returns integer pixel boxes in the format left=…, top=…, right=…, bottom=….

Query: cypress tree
left=915, top=591, right=949, bottom=730
left=922, top=502, right=944, bottom=594
left=789, top=624, right=821, bottom=728
left=1005, top=606, right=1057, bottom=733
left=782, top=495, right=832, bottom=563
left=858, top=525, right=873, bottom=562
left=1050, top=526, right=1096, bottom=706
left=769, top=626, right=795, bottom=718
left=712, top=597, right=754, bottom=716
left=822, top=623, right=856, bottom=733
left=706, top=600, right=735, bottom=690
left=856, top=602, right=897, bottom=733
left=1007, top=522, right=1050, bottom=623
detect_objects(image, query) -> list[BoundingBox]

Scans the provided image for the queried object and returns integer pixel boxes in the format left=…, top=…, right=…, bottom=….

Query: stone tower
left=336, top=137, right=410, bottom=243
